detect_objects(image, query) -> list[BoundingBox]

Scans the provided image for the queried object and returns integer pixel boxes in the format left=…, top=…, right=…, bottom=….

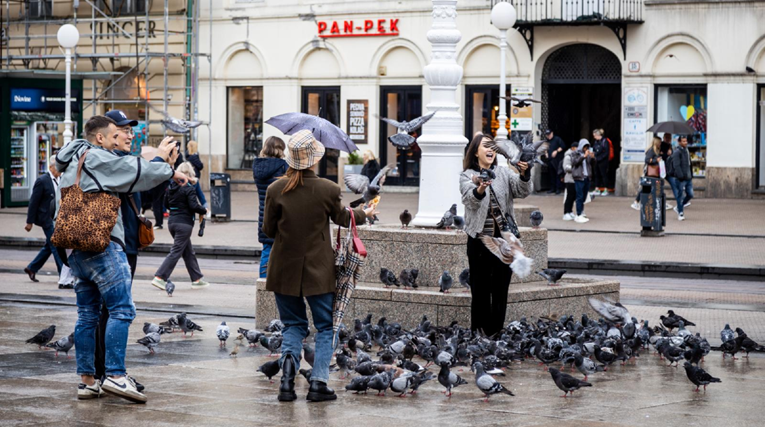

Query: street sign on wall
left=623, top=87, right=648, bottom=163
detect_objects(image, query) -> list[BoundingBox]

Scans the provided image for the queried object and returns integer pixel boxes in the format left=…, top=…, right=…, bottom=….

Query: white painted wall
left=706, top=83, right=756, bottom=168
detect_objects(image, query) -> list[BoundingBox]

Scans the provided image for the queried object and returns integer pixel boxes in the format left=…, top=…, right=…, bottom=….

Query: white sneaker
left=102, top=376, right=147, bottom=403
left=77, top=380, right=103, bottom=400
left=665, top=203, right=673, bottom=210
left=562, top=213, right=575, bottom=221
left=580, top=211, right=588, bottom=218
left=684, top=201, right=691, bottom=208
left=678, top=213, right=685, bottom=221
left=574, top=215, right=590, bottom=223
left=673, top=206, right=679, bottom=214
left=630, top=201, right=640, bottom=211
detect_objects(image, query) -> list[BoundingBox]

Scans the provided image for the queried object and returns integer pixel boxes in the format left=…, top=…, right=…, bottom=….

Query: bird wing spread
left=344, top=174, right=370, bottom=194
left=402, top=111, right=436, bottom=133
left=370, top=165, right=394, bottom=187
left=479, top=236, right=515, bottom=265
left=380, top=117, right=404, bottom=129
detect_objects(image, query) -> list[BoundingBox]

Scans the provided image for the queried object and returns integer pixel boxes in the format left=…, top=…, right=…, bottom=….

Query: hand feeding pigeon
left=549, top=367, right=592, bottom=397
left=473, top=362, right=515, bottom=402
left=530, top=210, right=544, bottom=228
left=380, top=111, right=436, bottom=149
left=258, top=360, right=281, bottom=383
left=438, top=271, right=453, bottom=294
left=45, top=332, right=74, bottom=358
left=458, top=268, right=470, bottom=292
left=137, top=332, right=161, bottom=354
left=26, top=325, right=56, bottom=349
left=345, top=165, right=393, bottom=209
left=436, top=204, right=457, bottom=229
left=399, top=209, right=412, bottom=228
left=537, top=269, right=566, bottom=286
left=216, top=322, right=230, bottom=347
left=479, top=230, right=533, bottom=278
left=683, top=362, right=721, bottom=392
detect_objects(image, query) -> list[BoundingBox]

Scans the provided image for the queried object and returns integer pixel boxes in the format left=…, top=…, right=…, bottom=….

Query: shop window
left=227, top=86, right=263, bottom=169
left=464, top=85, right=511, bottom=140
left=27, top=0, right=52, bottom=19
left=380, top=86, right=422, bottom=186
left=655, top=85, right=707, bottom=178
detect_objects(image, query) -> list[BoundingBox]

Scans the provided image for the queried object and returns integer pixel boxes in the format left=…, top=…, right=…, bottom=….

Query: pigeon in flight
left=438, top=271, right=453, bottom=294
left=137, top=332, right=161, bottom=354
left=380, top=111, right=436, bottom=149
left=399, top=209, right=412, bottom=228
left=588, top=297, right=633, bottom=325
left=683, top=362, right=721, bottom=392
left=530, top=210, right=544, bottom=228
left=537, top=269, right=566, bottom=286
left=216, top=322, right=230, bottom=347
left=479, top=231, right=533, bottom=278
left=148, top=102, right=203, bottom=134
left=344, top=165, right=393, bottom=208
left=46, top=332, right=74, bottom=358
left=473, top=362, right=515, bottom=402
left=436, top=204, right=457, bottom=229
left=549, top=367, right=592, bottom=397
left=26, top=325, right=56, bottom=349
left=499, top=95, right=544, bottom=109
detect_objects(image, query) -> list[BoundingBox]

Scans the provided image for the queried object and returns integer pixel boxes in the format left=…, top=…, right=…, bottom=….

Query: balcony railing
left=490, top=0, right=644, bottom=24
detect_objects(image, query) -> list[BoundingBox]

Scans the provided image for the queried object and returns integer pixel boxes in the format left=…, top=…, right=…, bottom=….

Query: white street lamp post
left=57, top=24, right=80, bottom=145
left=491, top=2, right=517, bottom=141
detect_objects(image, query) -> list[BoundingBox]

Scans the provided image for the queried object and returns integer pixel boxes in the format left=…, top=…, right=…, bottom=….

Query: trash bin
left=209, top=172, right=231, bottom=221
left=639, top=176, right=665, bottom=236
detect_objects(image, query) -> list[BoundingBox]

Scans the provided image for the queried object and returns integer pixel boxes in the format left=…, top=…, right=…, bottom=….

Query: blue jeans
left=274, top=292, right=334, bottom=384
left=668, top=177, right=694, bottom=215
left=193, top=181, right=207, bottom=206
left=574, top=178, right=590, bottom=215
left=70, top=242, right=135, bottom=377
left=27, top=222, right=64, bottom=274
left=259, top=243, right=272, bottom=278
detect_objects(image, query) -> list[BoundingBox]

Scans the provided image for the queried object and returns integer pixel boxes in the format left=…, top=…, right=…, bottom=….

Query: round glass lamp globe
left=491, top=2, right=517, bottom=30
left=57, top=24, right=80, bottom=48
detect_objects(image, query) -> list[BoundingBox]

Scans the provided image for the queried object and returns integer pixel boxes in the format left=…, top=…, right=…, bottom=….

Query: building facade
left=195, top=0, right=765, bottom=198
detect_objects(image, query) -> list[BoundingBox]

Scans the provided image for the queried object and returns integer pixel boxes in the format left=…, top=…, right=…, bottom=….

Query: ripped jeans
left=70, top=242, right=135, bottom=377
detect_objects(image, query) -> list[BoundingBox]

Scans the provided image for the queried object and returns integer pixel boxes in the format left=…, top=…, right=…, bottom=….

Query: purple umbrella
left=266, top=112, right=358, bottom=153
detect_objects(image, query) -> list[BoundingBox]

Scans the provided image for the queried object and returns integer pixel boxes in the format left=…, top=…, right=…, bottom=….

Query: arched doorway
left=542, top=44, right=621, bottom=190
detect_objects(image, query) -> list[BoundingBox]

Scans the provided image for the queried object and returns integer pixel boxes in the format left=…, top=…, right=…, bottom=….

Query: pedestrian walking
left=591, top=129, right=610, bottom=196
left=668, top=135, right=694, bottom=221
left=55, top=115, right=187, bottom=403
left=660, top=133, right=673, bottom=161
left=186, top=140, right=208, bottom=214
left=252, top=136, right=288, bottom=278
left=459, top=133, right=532, bottom=337
left=561, top=142, right=579, bottom=221
left=631, top=136, right=664, bottom=211
left=566, top=139, right=594, bottom=223
left=151, top=162, right=209, bottom=290
left=360, top=149, right=381, bottom=183
left=262, top=130, right=373, bottom=403
left=23, top=158, right=66, bottom=287
left=544, top=129, right=566, bottom=194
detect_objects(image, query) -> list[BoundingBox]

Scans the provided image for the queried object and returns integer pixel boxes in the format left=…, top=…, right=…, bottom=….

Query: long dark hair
left=463, top=133, right=498, bottom=171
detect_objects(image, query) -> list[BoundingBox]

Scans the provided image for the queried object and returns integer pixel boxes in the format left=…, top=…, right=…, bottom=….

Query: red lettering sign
left=319, top=18, right=400, bottom=38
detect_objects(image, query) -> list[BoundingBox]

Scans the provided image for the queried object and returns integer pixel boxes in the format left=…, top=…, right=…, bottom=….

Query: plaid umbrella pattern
left=332, top=209, right=367, bottom=349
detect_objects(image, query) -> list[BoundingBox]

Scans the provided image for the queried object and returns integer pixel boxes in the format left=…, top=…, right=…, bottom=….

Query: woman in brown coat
left=263, top=129, right=373, bottom=403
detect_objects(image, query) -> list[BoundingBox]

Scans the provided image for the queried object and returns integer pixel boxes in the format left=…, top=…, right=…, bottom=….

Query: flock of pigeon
left=23, top=298, right=764, bottom=401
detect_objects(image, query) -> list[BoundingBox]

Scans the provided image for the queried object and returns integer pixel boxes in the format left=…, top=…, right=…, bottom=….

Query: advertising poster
left=623, top=87, right=648, bottom=163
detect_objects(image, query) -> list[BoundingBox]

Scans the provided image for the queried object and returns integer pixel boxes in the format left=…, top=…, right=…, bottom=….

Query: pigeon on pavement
left=574, top=354, right=604, bottom=381
left=399, top=209, right=412, bottom=228
left=45, top=333, right=74, bottom=358
left=380, top=111, right=436, bottom=149
left=368, top=370, right=393, bottom=396
left=736, top=327, right=765, bottom=357
left=530, top=210, right=544, bottom=228
left=473, top=362, right=515, bottom=402
left=438, top=362, right=468, bottom=397
left=720, top=324, right=734, bottom=343
left=345, top=375, right=372, bottom=394
left=345, top=165, right=393, bottom=208
left=165, top=280, right=175, bottom=297
left=683, top=362, right=721, bottom=392
left=399, top=269, right=413, bottom=289
left=458, top=268, right=470, bottom=292
left=216, top=322, right=230, bottom=347
left=260, top=334, right=283, bottom=357
left=180, top=314, right=203, bottom=337
left=237, top=328, right=264, bottom=347
left=436, top=204, right=457, bottom=229
left=26, top=325, right=56, bottom=349
left=667, top=310, right=696, bottom=327
left=265, top=319, right=284, bottom=333
left=549, top=367, right=592, bottom=397
left=258, top=360, right=281, bottom=383
left=137, top=332, right=161, bottom=354
left=409, top=269, right=419, bottom=289
left=303, top=342, right=316, bottom=367
left=439, top=271, right=453, bottom=294
left=537, top=269, right=566, bottom=286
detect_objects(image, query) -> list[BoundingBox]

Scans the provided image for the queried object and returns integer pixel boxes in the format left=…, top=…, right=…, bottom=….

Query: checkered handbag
left=332, top=208, right=366, bottom=349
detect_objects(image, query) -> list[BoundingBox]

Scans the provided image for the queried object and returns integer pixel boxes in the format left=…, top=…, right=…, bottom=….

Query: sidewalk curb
left=550, top=258, right=765, bottom=281
left=0, top=236, right=261, bottom=258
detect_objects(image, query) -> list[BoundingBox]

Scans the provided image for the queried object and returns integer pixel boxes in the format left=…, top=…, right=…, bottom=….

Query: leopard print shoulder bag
left=51, top=149, right=121, bottom=253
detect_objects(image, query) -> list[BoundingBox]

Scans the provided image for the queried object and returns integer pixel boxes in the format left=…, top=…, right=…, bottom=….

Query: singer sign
left=318, top=19, right=399, bottom=38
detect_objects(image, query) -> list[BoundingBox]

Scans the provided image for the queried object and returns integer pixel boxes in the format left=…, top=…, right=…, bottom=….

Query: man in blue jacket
left=24, top=159, right=65, bottom=286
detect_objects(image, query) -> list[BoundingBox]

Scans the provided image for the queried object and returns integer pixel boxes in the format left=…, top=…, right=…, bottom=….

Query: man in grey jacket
left=667, top=135, right=693, bottom=221
left=55, top=115, right=188, bottom=403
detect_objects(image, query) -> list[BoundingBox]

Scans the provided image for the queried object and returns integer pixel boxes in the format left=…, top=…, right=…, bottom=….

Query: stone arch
left=745, top=34, right=765, bottom=72
left=458, top=35, right=520, bottom=76
left=214, top=42, right=268, bottom=79
left=290, top=40, right=347, bottom=78
left=369, top=38, right=427, bottom=76
left=644, top=33, right=714, bottom=75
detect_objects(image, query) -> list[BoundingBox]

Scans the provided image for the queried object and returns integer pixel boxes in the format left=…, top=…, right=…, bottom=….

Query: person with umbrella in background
left=262, top=130, right=374, bottom=403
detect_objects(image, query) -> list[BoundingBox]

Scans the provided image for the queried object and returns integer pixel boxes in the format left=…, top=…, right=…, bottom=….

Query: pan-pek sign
left=318, top=19, right=399, bottom=38
left=347, top=100, right=368, bottom=143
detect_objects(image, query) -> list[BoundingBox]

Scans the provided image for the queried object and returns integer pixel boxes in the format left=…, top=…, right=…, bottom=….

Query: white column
left=412, top=0, right=468, bottom=226
left=63, top=47, right=73, bottom=145
left=496, top=29, right=508, bottom=141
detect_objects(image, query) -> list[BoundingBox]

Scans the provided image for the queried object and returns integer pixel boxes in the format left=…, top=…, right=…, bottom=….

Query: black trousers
left=151, top=182, right=168, bottom=228
left=467, top=235, right=513, bottom=337
left=95, top=254, right=137, bottom=379
left=594, top=160, right=609, bottom=188
left=547, top=158, right=563, bottom=192
left=564, top=183, right=576, bottom=214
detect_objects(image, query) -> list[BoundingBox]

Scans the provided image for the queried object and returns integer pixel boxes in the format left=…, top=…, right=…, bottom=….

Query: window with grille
left=27, top=0, right=53, bottom=19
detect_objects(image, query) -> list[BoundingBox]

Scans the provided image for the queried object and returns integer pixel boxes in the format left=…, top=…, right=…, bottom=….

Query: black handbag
left=488, top=185, right=521, bottom=239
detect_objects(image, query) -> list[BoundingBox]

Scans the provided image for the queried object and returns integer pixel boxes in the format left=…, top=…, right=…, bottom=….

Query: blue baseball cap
left=105, top=110, right=138, bottom=127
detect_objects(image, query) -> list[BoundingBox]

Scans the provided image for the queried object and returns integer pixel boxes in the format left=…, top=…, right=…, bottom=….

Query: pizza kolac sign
left=318, top=19, right=399, bottom=38
left=347, top=100, right=368, bottom=143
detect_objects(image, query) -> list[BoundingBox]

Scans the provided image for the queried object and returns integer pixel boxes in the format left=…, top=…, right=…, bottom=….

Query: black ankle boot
left=278, top=357, right=297, bottom=402
left=307, top=380, right=337, bottom=402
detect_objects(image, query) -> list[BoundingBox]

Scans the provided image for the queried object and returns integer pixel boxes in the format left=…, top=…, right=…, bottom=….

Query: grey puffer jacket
left=563, top=140, right=594, bottom=182
left=459, top=164, right=532, bottom=239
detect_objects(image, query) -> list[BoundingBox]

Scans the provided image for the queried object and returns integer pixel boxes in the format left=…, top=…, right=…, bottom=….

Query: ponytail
left=281, top=168, right=304, bottom=194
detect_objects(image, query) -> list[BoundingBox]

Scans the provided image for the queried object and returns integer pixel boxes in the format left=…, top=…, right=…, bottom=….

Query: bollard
left=209, top=172, right=231, bottom=222
left=639, top=177, right=665, bottom=237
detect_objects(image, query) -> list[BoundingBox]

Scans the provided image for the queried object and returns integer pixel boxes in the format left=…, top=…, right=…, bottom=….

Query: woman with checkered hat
left=262, top=129, right=376, bottom=403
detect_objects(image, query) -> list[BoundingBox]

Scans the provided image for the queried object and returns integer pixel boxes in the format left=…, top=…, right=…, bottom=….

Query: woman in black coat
left=252, top=137, right=288, bottom=278
left=360, top=150, right=380, bottom=183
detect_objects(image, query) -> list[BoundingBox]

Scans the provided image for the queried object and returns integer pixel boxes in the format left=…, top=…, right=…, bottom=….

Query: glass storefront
left=464, top=85, right=511, bottom=140
left=655, top=85, right=707, bottom=178
left=227, top=86, right=263, bottom=169
left=379, top=86, right=422, bottom=186
left=302, top=87, right=340, bottom=182
left=758, top=85, right=765, bottom=188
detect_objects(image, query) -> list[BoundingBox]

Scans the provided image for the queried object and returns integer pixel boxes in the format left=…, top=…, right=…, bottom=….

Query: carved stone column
left=412, top=0, right=469, bottom=226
